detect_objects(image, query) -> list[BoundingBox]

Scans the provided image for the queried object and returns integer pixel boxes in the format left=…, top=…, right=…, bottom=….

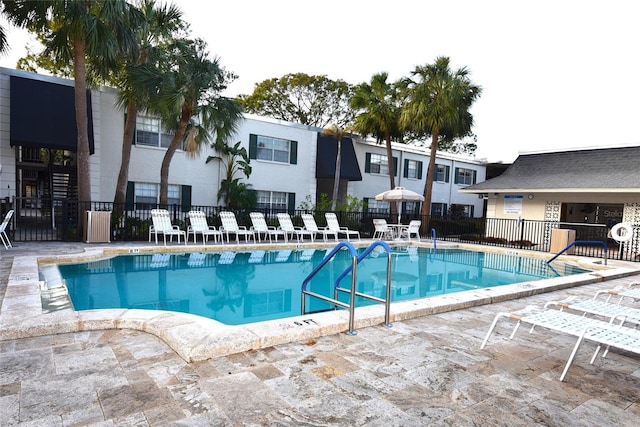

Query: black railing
left=3, top=196, right=638, bottom=263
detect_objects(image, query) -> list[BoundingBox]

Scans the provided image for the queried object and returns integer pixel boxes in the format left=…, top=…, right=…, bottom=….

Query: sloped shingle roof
left=463, top=146, right=640, bottom=192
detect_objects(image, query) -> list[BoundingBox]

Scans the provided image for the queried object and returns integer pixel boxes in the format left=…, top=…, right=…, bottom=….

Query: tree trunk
left=73, top=38, right=90, bottom=232
left=385, top=133, right=397, bottom=218
left=159, top=105, right=190, bottom=206
left=113, top=102, right=137, bottom=215
left=330, top=137, right=341, bottom=211
left=421, top=132, right=439, bottom=219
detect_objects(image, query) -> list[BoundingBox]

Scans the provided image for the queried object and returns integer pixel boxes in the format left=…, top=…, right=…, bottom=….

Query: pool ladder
left=301, top=240, right=393, bottom=335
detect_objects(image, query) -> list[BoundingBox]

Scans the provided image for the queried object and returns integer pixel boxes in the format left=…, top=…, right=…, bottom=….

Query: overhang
left=316, top=134, right=362, bottom=181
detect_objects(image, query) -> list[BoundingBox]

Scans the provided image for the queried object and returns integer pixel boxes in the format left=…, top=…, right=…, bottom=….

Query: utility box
left=550, top=228, right=575, bottom=254
left=84, top=211, right=112, bottom=243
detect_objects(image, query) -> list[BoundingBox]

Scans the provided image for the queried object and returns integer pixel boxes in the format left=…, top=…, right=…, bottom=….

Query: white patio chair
left=372, top=218, right=392, bottom=240
left=301, top=214, right=337, bottom=242
left=219, top=211, right=255, bottom=244
left=324, top=212, right=360, bottom=241
left=188, top=211, right=222, bottom=244
left=480, top=306, right=640, bottom=381
left=150, top=209, right=187, bottom=245
left=399, top=220, right=421, bottom=241
left=276, top=213, right=314, bottom=243
left=250, top=212, right=287, bottom=243
left=0, top=209, right=14, bottom=249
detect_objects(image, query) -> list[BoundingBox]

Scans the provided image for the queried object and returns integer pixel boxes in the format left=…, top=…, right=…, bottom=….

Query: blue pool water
left=58, top=247, right=590, bottom=326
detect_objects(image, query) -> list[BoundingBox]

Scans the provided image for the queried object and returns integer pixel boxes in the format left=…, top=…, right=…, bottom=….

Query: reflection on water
left=58, top=247, right=589, bottom=326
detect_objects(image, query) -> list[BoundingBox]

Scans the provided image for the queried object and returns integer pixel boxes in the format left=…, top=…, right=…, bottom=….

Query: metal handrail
left=301, top=240, right=393, bottom=335
left=431, top=228, right=437, bottom=251
left=547, top=240, right=609, bottom=265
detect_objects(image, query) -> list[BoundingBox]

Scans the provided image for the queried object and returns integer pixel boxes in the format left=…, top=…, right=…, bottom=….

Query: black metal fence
left=2, top=197, right=638, bottom=262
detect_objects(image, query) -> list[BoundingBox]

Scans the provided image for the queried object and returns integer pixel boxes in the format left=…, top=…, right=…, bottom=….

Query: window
left=257, top=190, right=288, bottom=210
left=368, top=153, right=388, bottom=174
left=454, top=167, right=477, bottom=185
left=366, top=198, right=390, bottom=214
left=431, top=203, right=448, bottom=217
left=403, top=159, right=423, bottom=179
left=135, top=114, right=173, bottom=148
left=435, top=164, right=450, bottom=183
left=134, top=183, right=180, bottom=208
left=257, top=136, right=291, bottom=163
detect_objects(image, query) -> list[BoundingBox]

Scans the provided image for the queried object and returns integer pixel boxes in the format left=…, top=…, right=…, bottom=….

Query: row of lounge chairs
left=481, top=282, right=640, bottom=381
left=149, top=209, right=361, bottom=246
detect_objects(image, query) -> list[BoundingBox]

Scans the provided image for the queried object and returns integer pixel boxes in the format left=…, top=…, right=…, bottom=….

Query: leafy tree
left=350, top=72, right=404, bottom=216
left=1, top=0, right=140, bottom=210
left=143, top=37, right=242, bottom=206
left=206, top=141, right=256, bottom=209
left=239, top=73, right=355, bottom=128
left=400, top=56, right=482, bottom=218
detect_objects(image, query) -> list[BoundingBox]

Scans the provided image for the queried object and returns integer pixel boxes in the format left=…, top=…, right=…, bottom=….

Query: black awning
left=10, top=75, right=94, bottom=153
left=316, top=134, right=362, bottom=181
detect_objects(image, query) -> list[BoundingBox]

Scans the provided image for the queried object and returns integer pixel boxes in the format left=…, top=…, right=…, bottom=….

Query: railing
left=300, top=241, right=393, bottom=335
left=547, top=240, right=609, bottom=265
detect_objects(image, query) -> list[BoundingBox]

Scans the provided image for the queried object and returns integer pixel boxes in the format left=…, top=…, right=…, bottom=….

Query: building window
left=257, top=190, right=288, bottom=210
left=368, top=153, right=388, bottom=175
left=135, top=114, right=174, bottom=148
left=435, top=164, right=450, bottom=183
left=431, top=203, right=447, bottom=217
left=256, top=136, right=291, bottom=163
left=366, top=198, right=390, bottom=214
left=454, top=167, right=477, bottom=185
left=404, top=159, right=422, bottom=179
left=134, top=183, right=180, bottom=208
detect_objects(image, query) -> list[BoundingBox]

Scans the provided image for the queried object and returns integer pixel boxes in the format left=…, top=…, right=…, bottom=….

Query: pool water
left=58, top=247, right=590, bottom=326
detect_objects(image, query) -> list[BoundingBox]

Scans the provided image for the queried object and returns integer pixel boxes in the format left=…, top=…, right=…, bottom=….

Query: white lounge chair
left=399, top=220, right=421, bottom=241
left=301, top=214, right=337, bottom=242
left=372, top=218, right=392, bottom=240
left=276, top=213, right=314, bottom=243
left=0, top=209, right=14, bottom=249
left=325, top=212, right=360, bottom=241
left=150, top=209, right=187, bottom=245
left=481, top=306, right=640, bottom=381
left=219, top=211, right=255, bottom=244
left=188, top=211, right=222, bottom=244
left=250, top=212, right=287, bottom=243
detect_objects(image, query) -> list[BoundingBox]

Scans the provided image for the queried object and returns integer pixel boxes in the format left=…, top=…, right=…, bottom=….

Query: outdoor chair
left=149, top=209, right=187, bottom=245
left=276, top=213, right=314, bottom=243
left=372, top=218, right=392, bottom=240
left=399, top=220, right=421, bottom=241
left=250, top=212, right=287, bottom=243
left=0, top=209, right=14, bottom=249
left=187, top=211, right=222, bottom=244
left=219, top=211, right=256, bottom=244
left=301, top=214, right=338, bottom=242
left=480, top=304, right=640, bottom=381
left=324, top=212, right=360, bottom=241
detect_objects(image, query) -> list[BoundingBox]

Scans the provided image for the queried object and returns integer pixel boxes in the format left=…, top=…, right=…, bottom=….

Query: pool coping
left=2, top=241, right=639, bottom=362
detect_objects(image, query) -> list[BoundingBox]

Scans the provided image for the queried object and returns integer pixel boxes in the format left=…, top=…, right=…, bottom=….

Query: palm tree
left=322, top=124, right=351, bottom=211
left=151, top=38, right=243, bottom=206
left=206, top=141, right=255, bottom=209
left=400, top=57, right=482, bottom=218
left=112, top=0, right=184, bottom=212
left=2, top=0, right=139, bottom=211
left=350, top=72, right=404, bottom=217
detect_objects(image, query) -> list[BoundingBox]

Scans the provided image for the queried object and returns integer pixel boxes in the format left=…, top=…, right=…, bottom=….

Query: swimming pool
left=57, top=246, right=590, bottom=326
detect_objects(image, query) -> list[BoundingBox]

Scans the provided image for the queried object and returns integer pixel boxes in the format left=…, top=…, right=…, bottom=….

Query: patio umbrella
left=375, top=187, right=424, bottom=224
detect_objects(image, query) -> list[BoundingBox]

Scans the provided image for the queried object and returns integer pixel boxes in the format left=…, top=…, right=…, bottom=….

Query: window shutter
left=470, top=205, right=475, bottom=217
left=445, top=165, right=450, bottom=183
left=125, top=181, right=134, bottom=211
left=365, top=153, right=372, bottom=173
left=472, top=170, right=477, bottom=184
left=403, top=159, right=409, bottom=178
left=362, top=198, right=369, bottom=212
left=454, top=167, right=460, bottom=184
left=249, top=134, right=257, bottom=159
left=289, top=140, right=298, bottom=164
left=417, top=161, right=423, bottom=179
left=287, top=193, right=296, bottom=212
left=393, top=157, right=398, bottom=177
left=181, top=185, right=192, bottom=211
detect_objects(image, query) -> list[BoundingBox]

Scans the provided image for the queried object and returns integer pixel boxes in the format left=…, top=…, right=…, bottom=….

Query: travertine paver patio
left=1, top=242, right=640, bottom=425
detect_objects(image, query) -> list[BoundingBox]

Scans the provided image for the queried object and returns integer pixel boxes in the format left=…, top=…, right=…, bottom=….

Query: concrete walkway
left=1, top=243, right=640, bottom=425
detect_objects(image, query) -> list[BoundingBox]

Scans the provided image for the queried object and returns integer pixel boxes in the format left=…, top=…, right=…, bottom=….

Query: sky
left=1, top=0, right=639, bottom=163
